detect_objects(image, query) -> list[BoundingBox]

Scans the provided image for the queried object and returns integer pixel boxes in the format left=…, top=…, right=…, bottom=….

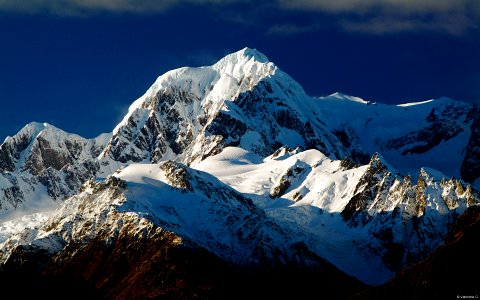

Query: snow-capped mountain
left=317, top=93, right=475, bottom=182
left=96, top=48, right=478, bottom=186
left=195, top=146, right=477, bottom=283
left=0, top=162, right=363, bottom=299
left=0, top=47, right=478, bottom=297
left=0, top=122, right=109, bottom=218
left=99, top=48, right=347, bottom=171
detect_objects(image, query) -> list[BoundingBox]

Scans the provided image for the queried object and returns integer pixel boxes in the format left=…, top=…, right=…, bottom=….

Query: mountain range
left=0, top=48, right=478, bottom=299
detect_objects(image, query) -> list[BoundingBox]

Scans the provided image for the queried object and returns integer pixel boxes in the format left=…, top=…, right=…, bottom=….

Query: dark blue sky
left=1, top=1, right=480, bottom=140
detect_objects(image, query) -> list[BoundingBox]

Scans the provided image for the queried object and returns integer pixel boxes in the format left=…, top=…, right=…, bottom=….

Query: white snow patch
left=397, top=99, right=434, bottom=107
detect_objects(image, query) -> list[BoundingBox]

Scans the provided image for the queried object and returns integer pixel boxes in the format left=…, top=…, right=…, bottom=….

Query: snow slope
left=0, top=161, right=338, bottom=275
left=317, top=94, right=472, bottom=179
left=195, top=146, right=478, bottom=283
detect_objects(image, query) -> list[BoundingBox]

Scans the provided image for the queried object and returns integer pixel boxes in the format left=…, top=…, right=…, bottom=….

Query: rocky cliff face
left=341, top=153, right=478, bottom=270
left=194, top=146, right=479, bottom=284
left=99, top=48, right=348, bottom=171
left=352, top=206, right=480, bottom=300
left=0, top=123, right=108, bottom=213
left=383, top=100, right=470, bottom=155
left=0, top=162, right=365, bottom=299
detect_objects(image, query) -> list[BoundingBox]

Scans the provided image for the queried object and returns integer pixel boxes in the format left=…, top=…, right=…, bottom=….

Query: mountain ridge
left=0, top=47, right=478, bottom=297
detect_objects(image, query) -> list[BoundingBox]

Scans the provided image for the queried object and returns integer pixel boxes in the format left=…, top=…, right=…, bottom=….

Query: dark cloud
left=0, top=0, right=244, bottom=16
left=339, top=13, right=474, bottom=35
left=279, top=0, right=478, bottom=15
left=279, top=0, right=480, bottom=35
left=2, top=0, right=478, bottom=35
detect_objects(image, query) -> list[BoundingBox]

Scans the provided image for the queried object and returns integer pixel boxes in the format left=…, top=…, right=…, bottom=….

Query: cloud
left=0, top=0, right=244, bottom=16
left=279, top=0, right=478, bottom=15
left=340, top=13, right=474, bottom=35
left=278, top=0, right=480, bottom=34
left=0, top=0, right=164, bottom=16
left=2, top=0, right=479, bottom=35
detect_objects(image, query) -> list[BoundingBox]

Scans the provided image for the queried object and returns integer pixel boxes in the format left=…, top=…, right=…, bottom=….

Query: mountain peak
left=213, top=47, right=270, bottom=71
left=238, top=47, right=269, bottom=63
left=19, top=121, right=47, bottom=136
left=367, top=152, right=395, bottom=173
left=18, top=122, right=71, bottom=138
left=16, top=122, right=90, bottom=143
left=229, top=47, right=269, bottom=63
left=2, top=122, right=53, bottom=145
